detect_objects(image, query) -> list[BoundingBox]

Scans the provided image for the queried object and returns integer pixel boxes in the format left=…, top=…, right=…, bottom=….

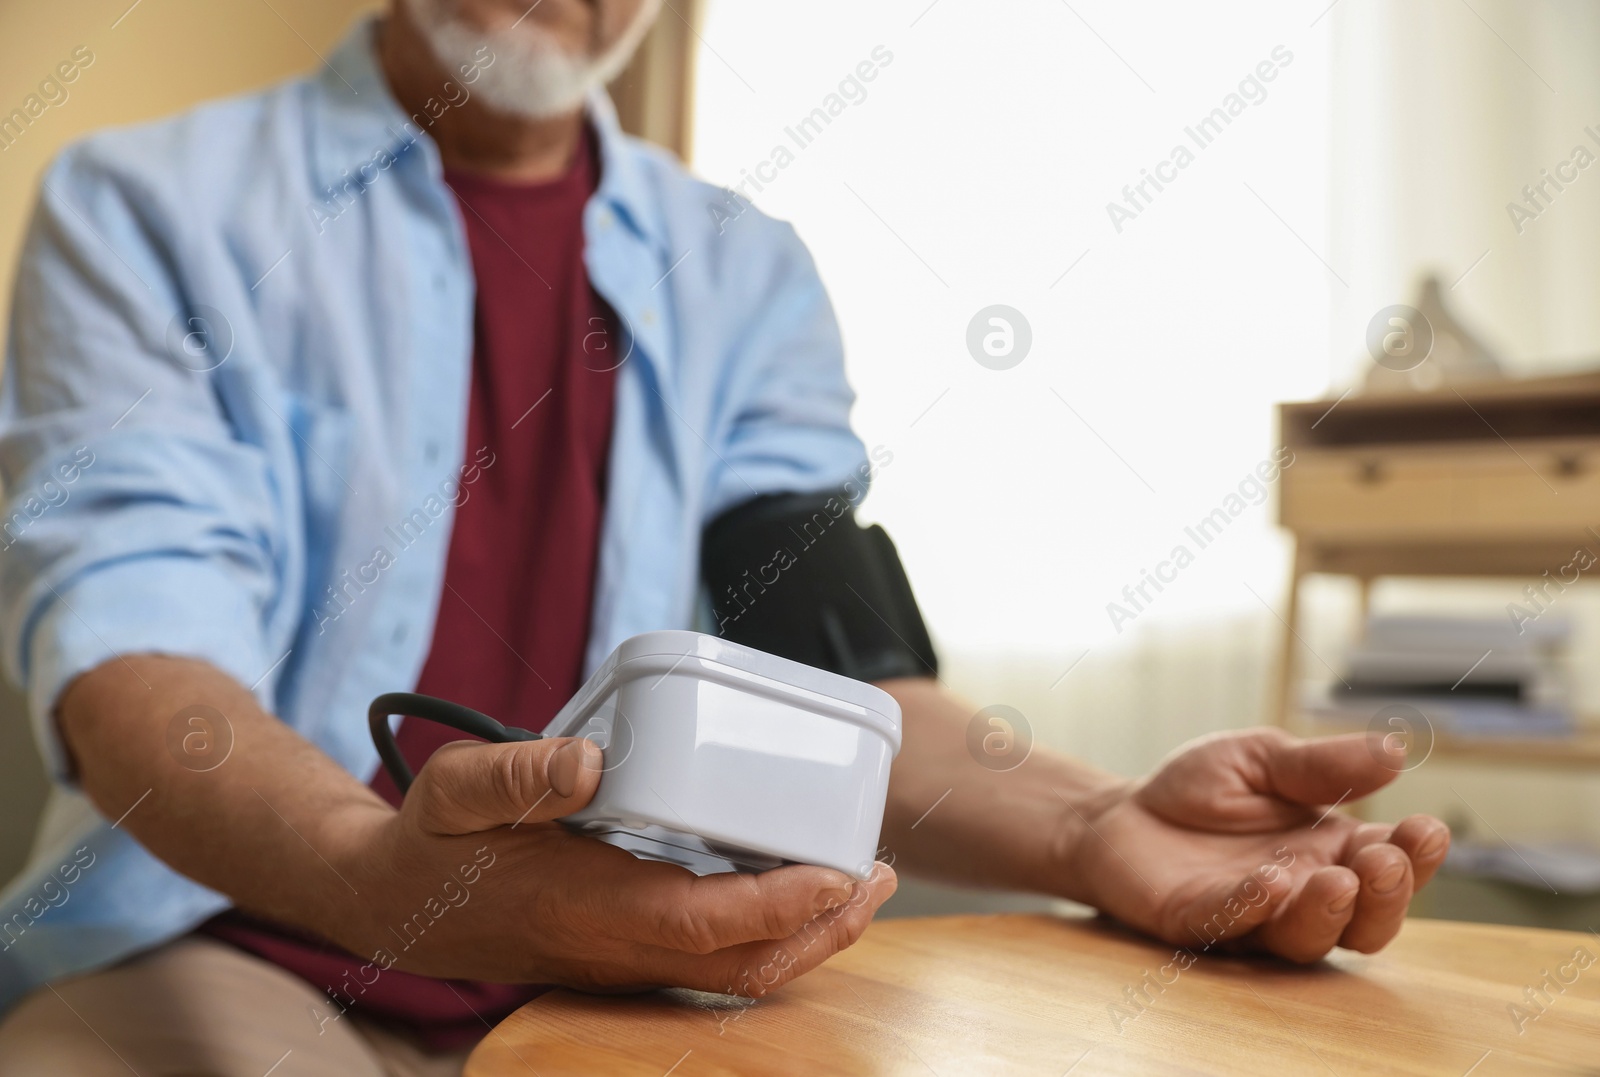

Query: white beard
left=402, top=0, right=662, bottom=119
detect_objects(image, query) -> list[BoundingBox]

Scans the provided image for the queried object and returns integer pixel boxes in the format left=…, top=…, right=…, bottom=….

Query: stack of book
left=1307, top=614, right=1574, bottom=738
left=1445, top=836, right=1600, bottom=893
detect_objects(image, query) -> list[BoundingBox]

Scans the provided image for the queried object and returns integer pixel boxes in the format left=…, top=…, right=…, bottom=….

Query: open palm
left=1068, top=728, right=1451, bottom=962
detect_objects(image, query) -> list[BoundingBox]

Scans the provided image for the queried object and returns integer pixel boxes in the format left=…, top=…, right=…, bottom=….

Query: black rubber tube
left=368, top=692, right=543, bottom=795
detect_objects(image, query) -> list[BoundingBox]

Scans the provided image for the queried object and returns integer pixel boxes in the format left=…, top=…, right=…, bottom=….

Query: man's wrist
left=292, top=799, right=398, bottom=957
left=877, top=676, right=1139, bottom=900
left=1046, top=770, right=1136, bottom=908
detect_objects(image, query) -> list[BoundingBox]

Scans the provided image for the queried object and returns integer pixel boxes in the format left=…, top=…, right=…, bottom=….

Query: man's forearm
left=874, top=677, right=1127, bottom=903
left=59, top=655, right=391, bottom=947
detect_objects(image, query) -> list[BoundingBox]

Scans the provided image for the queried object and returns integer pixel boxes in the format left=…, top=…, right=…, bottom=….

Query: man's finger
left=1338, top=821, right=1397, bottom=860
left=1254, top=865, right=1360, bottom=963
left=1381, top=814, right=1451, bottom=891
left=1163, top=862, right=1294, bottom=953
left=1260, top=731, right=1402, bottom=808
left=1337, top=842, right=1414, bottom=953
left=1339, top=815, right=1449, bottom=891
left=1138, top=729, right=1408, bottom=833
left=405, top=737, right=603, bottom=835
left=619, top=861, right=896, bottom=955
left=656, top=863, right=898, bottom=996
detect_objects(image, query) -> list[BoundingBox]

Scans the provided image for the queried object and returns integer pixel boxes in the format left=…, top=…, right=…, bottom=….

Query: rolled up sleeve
left=0, top=148, right=286, bottom=782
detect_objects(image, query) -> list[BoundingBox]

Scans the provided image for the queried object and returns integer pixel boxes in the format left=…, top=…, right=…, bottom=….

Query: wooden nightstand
left=1273, top=371, right=1600, bottom=767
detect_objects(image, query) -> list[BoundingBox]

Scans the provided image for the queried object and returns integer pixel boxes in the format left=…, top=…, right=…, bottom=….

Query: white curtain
left=1330, top=0, right=1600, bottom=382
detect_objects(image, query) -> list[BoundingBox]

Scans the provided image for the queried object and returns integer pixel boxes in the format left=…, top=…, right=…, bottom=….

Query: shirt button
left=392, top=623, right=407, bottom=646
left=432, top=273, right=447, bottom=292
left=424, top=441, right=440, bottom=463
left=641, top=309, right=657, bottom=327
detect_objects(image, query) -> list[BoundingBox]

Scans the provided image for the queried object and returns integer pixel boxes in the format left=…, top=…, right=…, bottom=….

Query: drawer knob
left=1554, top=454, right=1585, bottom=478
left=1356, top=459, right=1386, bottom=484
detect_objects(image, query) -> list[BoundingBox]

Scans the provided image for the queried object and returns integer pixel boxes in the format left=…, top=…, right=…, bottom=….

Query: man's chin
left=498, top=5, right=596, bottom=58
left=402, top=0, right=659, bottom=118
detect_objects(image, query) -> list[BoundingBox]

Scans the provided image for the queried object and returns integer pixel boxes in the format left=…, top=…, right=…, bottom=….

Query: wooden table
left=465, top=913, right=1599, bottom=1076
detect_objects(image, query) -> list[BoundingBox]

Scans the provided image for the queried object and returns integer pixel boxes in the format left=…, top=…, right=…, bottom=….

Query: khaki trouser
left=0, top=936, right=476, bottom=1076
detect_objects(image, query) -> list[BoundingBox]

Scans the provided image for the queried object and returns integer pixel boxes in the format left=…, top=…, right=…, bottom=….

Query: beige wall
left=0, top=0, right=383, bottom=334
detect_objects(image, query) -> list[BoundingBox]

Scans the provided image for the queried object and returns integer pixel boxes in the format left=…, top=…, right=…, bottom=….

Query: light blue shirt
left=0, top=18, right=867, bottom=1011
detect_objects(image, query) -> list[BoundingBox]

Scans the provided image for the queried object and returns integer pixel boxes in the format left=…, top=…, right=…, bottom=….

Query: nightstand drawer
left=1280, top=441, right=1600, bottom=541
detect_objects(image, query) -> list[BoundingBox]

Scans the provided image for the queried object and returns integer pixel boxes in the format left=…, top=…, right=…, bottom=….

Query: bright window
left=692, top=0, right=1332, bottom=660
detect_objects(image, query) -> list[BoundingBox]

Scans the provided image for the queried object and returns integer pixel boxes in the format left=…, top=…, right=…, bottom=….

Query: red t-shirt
left=203, top=127, right=618, bottom=1049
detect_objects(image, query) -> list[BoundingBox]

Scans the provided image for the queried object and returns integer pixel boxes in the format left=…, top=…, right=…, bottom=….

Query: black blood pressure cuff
left=701, top=491, right=939, bottom=682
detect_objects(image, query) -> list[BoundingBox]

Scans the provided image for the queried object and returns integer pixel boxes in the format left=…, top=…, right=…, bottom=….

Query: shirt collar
left=584, top=89, right=671, bottom=259
left=309, top=15, right=670, bottom=258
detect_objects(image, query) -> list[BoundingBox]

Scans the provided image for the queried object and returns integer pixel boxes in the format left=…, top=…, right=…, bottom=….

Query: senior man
left=0, top=1, right=1449, bottom=1073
